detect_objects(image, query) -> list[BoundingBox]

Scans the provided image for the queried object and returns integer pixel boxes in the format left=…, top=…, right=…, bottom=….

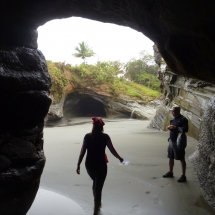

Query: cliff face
left=46, top=66, right=161, bottom=126
left=150, top=45, right=215, bottom=140
left=150, top=45, right=215, bottom=209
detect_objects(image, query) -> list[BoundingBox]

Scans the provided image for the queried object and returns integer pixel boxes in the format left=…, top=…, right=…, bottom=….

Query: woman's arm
left=107, top=138, right=123, bottom=162
left=76, top=138, right=87, bottom=174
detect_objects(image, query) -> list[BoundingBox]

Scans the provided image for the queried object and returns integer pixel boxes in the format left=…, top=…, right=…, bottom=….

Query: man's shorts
left=167, top=139, right=185, bottom=160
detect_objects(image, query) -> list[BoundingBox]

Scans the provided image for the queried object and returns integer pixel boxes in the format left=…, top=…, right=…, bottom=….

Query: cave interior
left=64, top=93, right=106, bottom=118
left=1, top=0, right=215, bottom=214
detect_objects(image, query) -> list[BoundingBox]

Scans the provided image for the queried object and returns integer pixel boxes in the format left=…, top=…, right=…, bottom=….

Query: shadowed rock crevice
left=64, top=93, right=106, bottom=118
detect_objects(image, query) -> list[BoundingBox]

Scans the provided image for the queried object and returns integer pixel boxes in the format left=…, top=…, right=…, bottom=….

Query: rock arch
left=64, top=93, right=107, bottom=118
left=1, top=1, right=215, bottom=214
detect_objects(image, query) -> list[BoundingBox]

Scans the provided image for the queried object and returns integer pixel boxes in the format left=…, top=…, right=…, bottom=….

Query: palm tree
left=73, top=42, right=95, bottom=64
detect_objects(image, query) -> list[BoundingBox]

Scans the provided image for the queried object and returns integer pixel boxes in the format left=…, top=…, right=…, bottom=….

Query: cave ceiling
left=1, top=0, right=215, bottom=83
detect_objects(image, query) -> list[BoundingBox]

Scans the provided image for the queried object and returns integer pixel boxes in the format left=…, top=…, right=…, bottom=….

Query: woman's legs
left=86, top=164, right=96, bottom=197
left=86, top=163, right=107, bottom=215
left=93, top=165, right=107, bottom=215
left=94, top=164, right=107, bottom=202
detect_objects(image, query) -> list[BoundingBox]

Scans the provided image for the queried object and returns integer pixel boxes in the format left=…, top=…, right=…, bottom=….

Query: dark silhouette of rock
left=0, top=16, right=51, bottom=215
left=0, top=0, right=215, bottom=213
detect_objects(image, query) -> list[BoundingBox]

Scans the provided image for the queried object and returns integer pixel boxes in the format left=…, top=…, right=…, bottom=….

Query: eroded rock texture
left=149, top=45, right=215, bottom=140
left=63, top=92, right=160, bottom=119
left=0, top=30, right=51, bottom=214
left=1, top=0, right=215, bottom=213
left=1, top=1, right=215, bottom=83
left=190, top=96, right=215, bottom=209
left=46, top=83, right=161, bottom=127
left=0, top=124, right=46, bottom=215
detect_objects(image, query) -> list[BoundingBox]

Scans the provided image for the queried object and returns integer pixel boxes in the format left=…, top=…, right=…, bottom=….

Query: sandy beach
left=29, top=119, right=214, bottom=215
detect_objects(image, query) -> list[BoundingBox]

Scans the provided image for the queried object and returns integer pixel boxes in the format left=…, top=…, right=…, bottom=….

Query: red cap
left=92, top=117, right=105, bottom=126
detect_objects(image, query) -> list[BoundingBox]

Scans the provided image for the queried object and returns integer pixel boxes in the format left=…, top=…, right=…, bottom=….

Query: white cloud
left=37, top=17, right=154, bottom=65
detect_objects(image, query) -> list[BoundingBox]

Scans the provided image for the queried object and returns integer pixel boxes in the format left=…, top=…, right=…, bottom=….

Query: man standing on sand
left=163, top=106, right=188, bottom=182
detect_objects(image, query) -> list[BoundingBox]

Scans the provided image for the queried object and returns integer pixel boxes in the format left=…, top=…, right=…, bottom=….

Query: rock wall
left=149, top=46, right=215, bottom=140
left=189, top=96, right=215, bottom=209
left=0, top=31, right=51, bottom=214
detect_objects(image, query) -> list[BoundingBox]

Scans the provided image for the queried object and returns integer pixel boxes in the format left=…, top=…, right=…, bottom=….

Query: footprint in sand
left=154, top=196, right=161, bottom=205
left=130, top=204, right=139, bottom=214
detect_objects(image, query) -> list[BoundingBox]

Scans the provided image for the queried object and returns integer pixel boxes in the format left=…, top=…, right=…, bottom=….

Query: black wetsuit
left=78, top=133, right=121, bottom=202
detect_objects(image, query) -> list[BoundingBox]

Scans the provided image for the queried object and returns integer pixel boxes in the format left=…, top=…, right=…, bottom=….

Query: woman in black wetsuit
left=76, top=117, right=124, bottom=215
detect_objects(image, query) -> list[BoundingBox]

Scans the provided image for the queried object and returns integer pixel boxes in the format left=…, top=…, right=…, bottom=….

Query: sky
left=37, top=17, right=154, bottom=65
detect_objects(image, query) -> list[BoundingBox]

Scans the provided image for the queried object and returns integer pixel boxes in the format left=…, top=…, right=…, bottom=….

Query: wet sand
left=33, top=119, right=214, bottom=215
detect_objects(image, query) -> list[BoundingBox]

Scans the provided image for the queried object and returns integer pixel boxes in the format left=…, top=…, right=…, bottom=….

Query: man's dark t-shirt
left=170, top=114, right=188, bottom=142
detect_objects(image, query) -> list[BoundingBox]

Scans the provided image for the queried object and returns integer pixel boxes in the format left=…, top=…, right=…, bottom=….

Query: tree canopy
left=47, top=60, right=161, bottom=101
left=73, top=42, right=95, bottom=63
left=124, top=51, right=160, bottom=91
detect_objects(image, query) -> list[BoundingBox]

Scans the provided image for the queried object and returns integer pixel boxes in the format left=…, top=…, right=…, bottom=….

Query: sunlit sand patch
left=28, top=189, right=85, bottom=215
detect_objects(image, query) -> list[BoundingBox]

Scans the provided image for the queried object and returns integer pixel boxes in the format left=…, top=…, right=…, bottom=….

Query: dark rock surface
left=1, top=138, right=38, bottom=162
left=0, top=155, right=12, bottom=171
left=149, top=46, right=215, bottom=140
left=1, top=1, right=215, bottom=84
left=1, top=0, right=215, bottom=213
left=46, top=89, right=161, bottom=127
left=0, top=16, right=51, bottom=214
left=189, top=95, right=215, bottom=209
left=0, top=125, right=47, bottom=215
left=0, top=47, right=51, bottom=132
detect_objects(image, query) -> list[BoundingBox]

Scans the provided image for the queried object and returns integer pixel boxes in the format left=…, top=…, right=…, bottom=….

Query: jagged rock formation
left=150, top=45, right=215, bottom=140
left=0, top=45, right=51, bottom=214
left=64, top=91, right=160, bottom=119
left=46, top=94, right=65, bottom=120
left=189, top=96, right=215, bottom=209
left=1, top=0, right=215, bottom=213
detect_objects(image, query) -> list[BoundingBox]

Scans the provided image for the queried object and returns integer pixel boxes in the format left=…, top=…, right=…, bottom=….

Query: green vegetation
left=47, top=59, right=161, bottom=101
left=73, top=42, right=95, bottom=64
left=124, top=51, right=160, bottom=91
left=47, top=60, right=68, bottom=101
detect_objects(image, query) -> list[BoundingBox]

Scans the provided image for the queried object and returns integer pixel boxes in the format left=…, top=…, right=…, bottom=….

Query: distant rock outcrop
left=46, top=67, right=161, bottom=126
left=149, top=45, right=215, bottom=140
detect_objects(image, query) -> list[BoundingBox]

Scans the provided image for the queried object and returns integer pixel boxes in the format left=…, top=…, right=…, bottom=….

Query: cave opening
left=75, top=96, right=106, bottom=117
left=2, top=1, right=215, bottom=214
left=64, top=94, right=106, bottom=118
left=37, top=17, right=154, bottom=65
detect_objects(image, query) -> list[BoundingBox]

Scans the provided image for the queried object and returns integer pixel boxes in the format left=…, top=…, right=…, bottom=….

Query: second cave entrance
left=64, top=93, right=106, bottom=118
